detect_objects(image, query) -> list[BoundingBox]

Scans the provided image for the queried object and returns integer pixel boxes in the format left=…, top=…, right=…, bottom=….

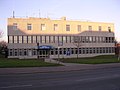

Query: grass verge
left=0, top=58, right=61, bottom=68
left=60, top=55, right=120, bottom=64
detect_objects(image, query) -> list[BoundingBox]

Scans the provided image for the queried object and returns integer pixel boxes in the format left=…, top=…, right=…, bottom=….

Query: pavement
left=0, top=63, right=120, bottom=74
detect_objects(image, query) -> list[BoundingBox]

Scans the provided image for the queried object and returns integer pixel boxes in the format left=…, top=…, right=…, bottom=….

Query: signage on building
left=38, top=45, right=53, bottom=49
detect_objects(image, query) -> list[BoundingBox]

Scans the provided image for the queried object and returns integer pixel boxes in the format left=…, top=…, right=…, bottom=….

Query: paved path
left=0, top=63, right=120, bottom=75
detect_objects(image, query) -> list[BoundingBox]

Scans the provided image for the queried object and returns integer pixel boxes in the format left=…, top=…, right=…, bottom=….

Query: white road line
left=0, top=84, right=32, bottom=88
left=76, top=74, right=120, bottom=82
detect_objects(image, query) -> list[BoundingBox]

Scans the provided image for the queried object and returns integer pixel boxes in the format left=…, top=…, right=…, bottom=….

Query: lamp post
left=37, top=43, right=39, bottom=59
left=58, top=46, right=60, bottom=64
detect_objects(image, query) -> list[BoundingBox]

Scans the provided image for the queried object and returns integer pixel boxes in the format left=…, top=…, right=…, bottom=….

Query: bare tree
left=73, top=36, right=82, bottom=58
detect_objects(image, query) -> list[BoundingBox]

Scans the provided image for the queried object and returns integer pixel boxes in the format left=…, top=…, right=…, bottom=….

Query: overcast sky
left=0, top=0, right=120, bottom=42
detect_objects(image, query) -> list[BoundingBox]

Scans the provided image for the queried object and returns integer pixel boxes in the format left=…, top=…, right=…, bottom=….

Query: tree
left=73, top=36, right=82, bottom=58
left=0, top=41, right=8, bottom=58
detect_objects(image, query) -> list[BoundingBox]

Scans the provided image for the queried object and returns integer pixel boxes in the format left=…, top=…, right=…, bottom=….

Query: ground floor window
left=8, top=47, right=115, bottom=57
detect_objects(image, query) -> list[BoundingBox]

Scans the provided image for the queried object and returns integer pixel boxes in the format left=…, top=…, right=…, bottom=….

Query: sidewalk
left=0, top=63, right=120, bottom=75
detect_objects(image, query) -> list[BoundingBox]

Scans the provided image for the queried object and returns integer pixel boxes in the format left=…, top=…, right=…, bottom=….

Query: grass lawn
left=0, top=58, right=61, bottom=68
left=60, top=55, right=120, bottom=64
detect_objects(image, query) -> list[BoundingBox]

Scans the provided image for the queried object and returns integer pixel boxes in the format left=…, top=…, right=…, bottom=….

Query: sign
left=38, top=45, right=53, bottom=49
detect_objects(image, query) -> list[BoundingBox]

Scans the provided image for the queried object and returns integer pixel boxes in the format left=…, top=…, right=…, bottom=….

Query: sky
left=0, top=0, right=120, bottom=42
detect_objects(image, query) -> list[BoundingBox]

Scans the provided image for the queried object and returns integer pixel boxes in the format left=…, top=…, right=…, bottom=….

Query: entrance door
left=38, top=50, right=50, bottom=58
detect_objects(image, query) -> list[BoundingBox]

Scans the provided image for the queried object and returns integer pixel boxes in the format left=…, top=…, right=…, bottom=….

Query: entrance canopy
left=38, top=45, right=54, bottom=49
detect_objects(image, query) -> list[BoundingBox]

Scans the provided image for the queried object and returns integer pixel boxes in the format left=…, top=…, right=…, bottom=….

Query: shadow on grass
left=60, top=55, right=120, bottom=64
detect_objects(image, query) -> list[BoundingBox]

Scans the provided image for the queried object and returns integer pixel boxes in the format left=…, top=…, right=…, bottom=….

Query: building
left=7, top=17, right=115, bottom=59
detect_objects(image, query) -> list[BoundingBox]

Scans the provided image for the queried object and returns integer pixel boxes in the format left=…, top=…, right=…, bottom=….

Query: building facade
left=7, top=17, right=115, bottom=59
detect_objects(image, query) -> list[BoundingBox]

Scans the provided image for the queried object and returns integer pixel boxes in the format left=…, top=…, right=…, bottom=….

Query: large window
left=55, top=36, right=58, bottom=43
left=28, top=36, right=32, bottom=43
left=63, top=36, right=67, bottom=43
left=42, top=36, right=46, bottom=43
left=46, top=36, right=50, bottom=43
left=23, top=36, right=27, bottom=43
left=66, top=25, right=70, bottom=31
left=8, top=36, right=13, bottom=43
left=14, top=36, right=18, bottom=43
left=37, top=36, right=40, bottom=43
left=13, top=23, right=17, bottom=30
left=54, top=24, right=58, bottom=31
left=27, top=24, right=32, bottom=30
left=19, top=36, right=22, bottom=43
left=41, top=24, right=46, bottom=30
left=33, top=36, right=36, bottom=43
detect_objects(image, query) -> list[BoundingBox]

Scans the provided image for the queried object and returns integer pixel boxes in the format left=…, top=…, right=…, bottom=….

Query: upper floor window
left=23, top=36, right=27, bottom=43
left=13, top=23, right=17, bottom=30
left=54, top=24, right=58, bottom=31
left=98, top=26, right=102, bottom=31
left=88, top=26, right=92, bottom=31
left=108, top=27, right=111, bottom=32
left=8, top=36, right=13, bottom=43
left=19, top=36, right=22, bottom=43
left=14, top=36, right=18, bottom=43
left=77, top=25, right=81, bottom=32
left=41, top=24, right=46, bottom=30
left=27, top=24, right=32, bottom=30
left=66, top=25, right=70, bottom=31
left=28, top=36, right=32, bottom=43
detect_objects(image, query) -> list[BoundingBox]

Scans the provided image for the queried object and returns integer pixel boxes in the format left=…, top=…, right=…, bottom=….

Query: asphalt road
left=0, top=67, right=120, bottom=90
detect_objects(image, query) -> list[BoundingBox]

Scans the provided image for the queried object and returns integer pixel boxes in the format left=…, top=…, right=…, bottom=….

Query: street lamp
left=58, top=46, right=60, bottom=64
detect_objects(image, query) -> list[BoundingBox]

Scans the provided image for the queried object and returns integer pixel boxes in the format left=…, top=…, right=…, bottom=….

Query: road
left=0, top=67, right=120, bottom=90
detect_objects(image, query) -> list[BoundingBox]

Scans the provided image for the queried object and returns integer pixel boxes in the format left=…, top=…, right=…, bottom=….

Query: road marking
left=0, top=84, right=32, bottom=88
left=76, top=74, right=120, bottom=82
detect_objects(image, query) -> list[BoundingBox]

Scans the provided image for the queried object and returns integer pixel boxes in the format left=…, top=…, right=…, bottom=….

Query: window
left=9, top=49, right=13, bottom=56
left=89, top=36, right=92, bottom=42
left=28, top=36, right=31, bottom=43
left=42, top=36, right=46, bottom=43
left=27, top=24, right=32, bottom=30
left=77, top=25, right=81, bottom=32
left=19, top=36, right=22, bottom=43
left=54, top=24, right=58, bottom=31
left=41, top=24, right=46, bottom=30
left=50, top=36, right=55, bottom=43
left=19, top=49, right=22, bottom=56
left=63, top=36, right=67, bottom=43
left=23, top=36, right=27, bottom=43
left=32, top=49, right=36, bottom=55
left=66, top=25, right=70, bottom=31
left=46, top=36, right=50, bottom=43
left=58, top=36, right=63, bottom=45
left=14, top=49, right=18, bottom=56
left=14, top=36, right=17, bottom=43
left=66, top=36, right=71, bottom=43
left=88, top=26, right=92, bottom=31
left=13, top=23, right=17, bottom=30
left=24, top=49, right=27, bottom=56
left=37, top=36, right=40, bottom=43
left=55, top=36, right=58, bottom=43
left=108, top=27, right=111, bottom=32
left=33, top=36, right=36, bottom=43
left=98, top=26, right=102, bottom=31
left=8, top=36, right=13, bottom=43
